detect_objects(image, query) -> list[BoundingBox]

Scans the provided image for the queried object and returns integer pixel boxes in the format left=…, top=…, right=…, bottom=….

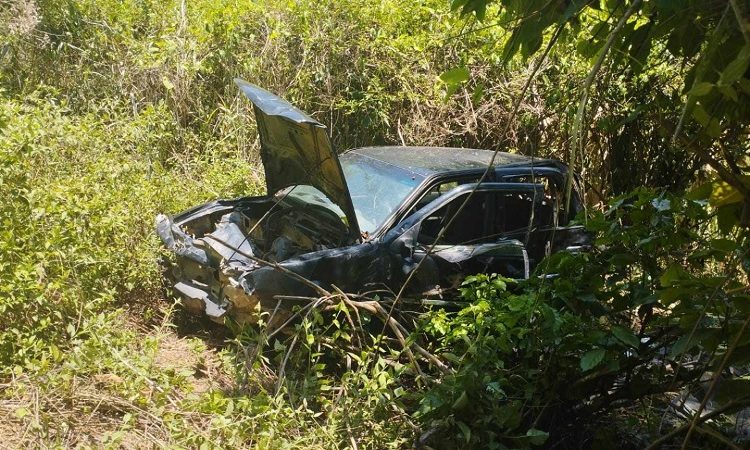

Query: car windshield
left=340, top=152, right=425, bottom=234
left=276, top=184, right=347, bottom=218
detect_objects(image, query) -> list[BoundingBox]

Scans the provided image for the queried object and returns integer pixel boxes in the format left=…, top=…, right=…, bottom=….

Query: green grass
left=1, top=1, right=448, bottom=444
left=0, top=71, right=410, bottom=450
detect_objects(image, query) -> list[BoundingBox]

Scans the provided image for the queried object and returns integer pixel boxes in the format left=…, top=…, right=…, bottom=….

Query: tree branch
left=644, top=397, right=750, bottom=450
left=565, top=0, right=643, bottom=211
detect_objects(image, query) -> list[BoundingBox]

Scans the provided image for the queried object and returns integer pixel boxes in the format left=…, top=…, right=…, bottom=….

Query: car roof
left=342, top=146, right=537, bottom=177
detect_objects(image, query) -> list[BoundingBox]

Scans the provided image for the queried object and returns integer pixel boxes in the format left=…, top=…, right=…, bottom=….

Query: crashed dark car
left=156, top=79, right=590, bottom=323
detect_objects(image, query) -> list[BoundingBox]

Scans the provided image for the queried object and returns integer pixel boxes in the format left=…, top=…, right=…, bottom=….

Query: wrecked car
left=156, top=79, right=590, bottom=323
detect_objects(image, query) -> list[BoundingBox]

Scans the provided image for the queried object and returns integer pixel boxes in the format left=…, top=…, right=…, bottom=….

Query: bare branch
left=644, top=397, right=750, bottom=450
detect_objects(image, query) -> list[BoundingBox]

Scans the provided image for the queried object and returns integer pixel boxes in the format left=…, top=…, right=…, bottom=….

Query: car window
left=417, top=191, right=492, bottom=246
left=415, top=185, right=550, bottom=247
left=491, top=190, right=546, bottom=239
left=408, top=177, right=479, bottom=216
left=503, top=174, right=558, bottom=228
left=340, top=154, right=425, bottom=235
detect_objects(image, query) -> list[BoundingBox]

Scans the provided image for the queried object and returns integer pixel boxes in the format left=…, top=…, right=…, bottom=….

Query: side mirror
left=387, top=221, right=419, bottom=258
left=391, top=238, right=414, bottom=259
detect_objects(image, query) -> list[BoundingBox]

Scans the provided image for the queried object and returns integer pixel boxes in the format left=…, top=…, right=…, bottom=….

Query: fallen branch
left=644, top=398, right=750, bottom=450
left=271, top=290, right=453, bottom=376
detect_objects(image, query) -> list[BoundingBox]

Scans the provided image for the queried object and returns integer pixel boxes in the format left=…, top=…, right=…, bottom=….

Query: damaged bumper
left=156, top=212, right=266, bottom=323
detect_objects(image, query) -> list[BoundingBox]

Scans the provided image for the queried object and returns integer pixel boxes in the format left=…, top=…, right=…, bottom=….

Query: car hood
left=235, top=79, right=360, bottom=242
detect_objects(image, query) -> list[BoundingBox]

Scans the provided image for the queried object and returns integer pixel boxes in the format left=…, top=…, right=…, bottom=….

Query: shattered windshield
left=340, top=152, right=425, bottom=234
left=276, top=185, right=348, bottom=221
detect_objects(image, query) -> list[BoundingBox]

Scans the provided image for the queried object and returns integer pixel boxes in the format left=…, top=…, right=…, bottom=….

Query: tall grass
left=0, top=0, right=707, bottom=447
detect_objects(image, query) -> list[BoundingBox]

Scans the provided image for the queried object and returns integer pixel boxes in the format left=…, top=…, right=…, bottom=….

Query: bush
left=415, top=189, right=749, bottom=448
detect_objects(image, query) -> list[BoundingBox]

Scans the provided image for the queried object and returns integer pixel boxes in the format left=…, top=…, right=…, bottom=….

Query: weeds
left=1, top=0, right=748, bottom=448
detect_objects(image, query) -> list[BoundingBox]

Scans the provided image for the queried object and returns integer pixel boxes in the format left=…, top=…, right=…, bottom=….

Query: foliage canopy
left=451, top=0, right=750, bottom=229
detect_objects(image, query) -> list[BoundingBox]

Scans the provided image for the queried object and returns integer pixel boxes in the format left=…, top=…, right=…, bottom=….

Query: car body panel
left=235, top=79, right=360, bottom=242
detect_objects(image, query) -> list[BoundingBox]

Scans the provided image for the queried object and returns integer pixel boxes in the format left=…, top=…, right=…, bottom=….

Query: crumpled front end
left=157, top=211, right=266, bottom=323
left=156, top=188, right=356, bottom=324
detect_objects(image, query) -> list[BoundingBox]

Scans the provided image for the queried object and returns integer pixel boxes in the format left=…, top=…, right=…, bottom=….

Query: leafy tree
left=427, top=1, right=750, bottom=447
left=452, top=0, right=750, bottom=230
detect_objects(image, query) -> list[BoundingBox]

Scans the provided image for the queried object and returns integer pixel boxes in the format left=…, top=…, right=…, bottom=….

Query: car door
left=501, top=170, right=590, bottom=263
left=385, top=182, right=544, bottom=295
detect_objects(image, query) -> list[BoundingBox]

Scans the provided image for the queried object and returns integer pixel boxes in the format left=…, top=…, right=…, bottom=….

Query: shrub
left=416, top=189, right=749, bottom=448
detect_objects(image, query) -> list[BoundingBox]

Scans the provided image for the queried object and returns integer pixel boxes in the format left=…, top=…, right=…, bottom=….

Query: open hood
left=235, top=79, right=360, bottom=242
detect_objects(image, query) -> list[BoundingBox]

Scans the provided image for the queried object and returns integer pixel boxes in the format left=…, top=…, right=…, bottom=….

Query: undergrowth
left=1, top=0, right=749, bottom=448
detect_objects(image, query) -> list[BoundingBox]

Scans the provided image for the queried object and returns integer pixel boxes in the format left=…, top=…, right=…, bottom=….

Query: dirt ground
left=0, top=309, right=232, bottom=449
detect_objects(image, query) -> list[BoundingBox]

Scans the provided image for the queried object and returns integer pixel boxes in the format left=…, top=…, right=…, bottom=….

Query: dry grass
left=0, top=307, right=235, bottom=449
left=2, top=0, right=40, bottom=37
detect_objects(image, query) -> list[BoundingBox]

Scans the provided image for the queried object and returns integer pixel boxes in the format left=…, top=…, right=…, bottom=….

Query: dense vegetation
left=0, top=0, right=748, bottom=448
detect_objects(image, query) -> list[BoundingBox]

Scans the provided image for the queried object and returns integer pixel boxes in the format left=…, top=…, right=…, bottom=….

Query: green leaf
left=719, top=44, right=750, bottom=85
left=666, top=18, right=703, bottom=57
left=705, top=118, right=722, bottom=138
left=456, top=420, right=471, bottom=443
left=486, top=381, right=506, bottom=397
left=685, top=181, right=713, bottom=201
left=717, top=203, right=741, bottom=233
left=452, top=391, right=469, bottom=410
left=563, top=0, right=588, bottom=21
left=669, top=334, right=696, bottom=357
left=473, top=1, right=487, bottom=21
left=577, top=38, right=601, bottom=59
left=688, top=82, right=714, bottom=97
left=580, top=348, right=606, bottom=371
left=610, top=253, right=636, bottom=267
left=660, top=264, right=690, bottom=287
left=526, top=428, right=549, bottom=446
left=162, top=77, right=175, bottom=91
left=718, top=85, right=739, bottom=102
left=710, top=238, right=736, bottom=252
left=691, top=104, right=710, bottom=126
left=14, top=407, right=30, bottom=419
left=521, top=33, right=544, bottom=59
left=450, top=0, right=469, bottom=11
left=439, top=67, right=470, bottom=85
left=471, top=84, right=484, bottom=104
left=710, top=178, right=749, bottom=207
left=612, top=326, right=640, bottom=348
left=440, top=67, right=471, bottom=98
left=660, top=286, right=690, bottom=303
